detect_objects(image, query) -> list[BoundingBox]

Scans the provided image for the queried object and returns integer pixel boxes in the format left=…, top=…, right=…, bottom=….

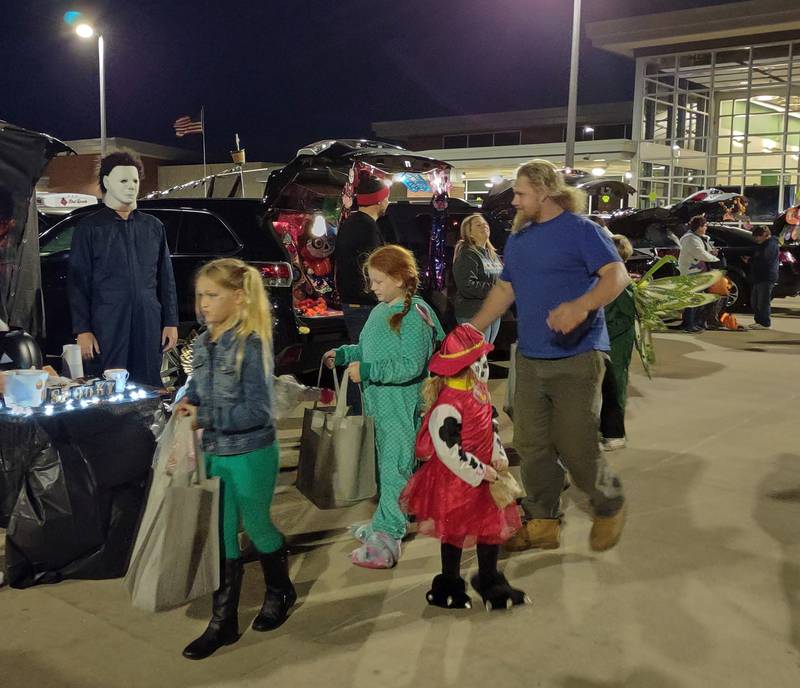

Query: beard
left=511, top=206, right=541, bottom=233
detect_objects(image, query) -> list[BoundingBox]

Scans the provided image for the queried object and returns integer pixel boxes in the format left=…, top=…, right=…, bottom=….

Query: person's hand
left=175, top=398, right=199, bottom=428
left=77, top=332, right=101, bottom=359
left=492, top=456, right=509, bottom=473
left=547, top=301, right=589, bottom=335
left=741, top=255, right=750, bottom=263
left=483, top=465, right=499, bottom=483
left=323, top=349, right=337, bottom=369
left=464, top=322, right=485, bottom=338
left=348, top=361, right=361, bottom=384
left=162, top=326, right=179, bottom=353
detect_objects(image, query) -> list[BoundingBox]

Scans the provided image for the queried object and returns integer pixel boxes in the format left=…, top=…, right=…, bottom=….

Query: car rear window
left=40, top=220, right=77, bottom=256
left=176, top=211, right=239, bottom=255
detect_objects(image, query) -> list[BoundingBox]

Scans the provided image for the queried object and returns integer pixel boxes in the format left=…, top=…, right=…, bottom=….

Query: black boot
left=426, top=574, right=472, bottom=609
left=252, top=547, right=297, bottom=632
left=182, top=558, right=243, bottom=660
left=470, top=571, right=531, bottom=612
left=471, top=543, right=531, bottom=612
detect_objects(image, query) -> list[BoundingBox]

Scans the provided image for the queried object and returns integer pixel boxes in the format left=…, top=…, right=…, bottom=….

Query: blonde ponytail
left=196, top=258, right=273, bottom=379
left=420, top=375, right=444, bottom=412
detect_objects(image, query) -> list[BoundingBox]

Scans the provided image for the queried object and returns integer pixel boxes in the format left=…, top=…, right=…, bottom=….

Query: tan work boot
left=590, top=505, right=626, bottom=552
left=505, top=518, right=561, bottom=552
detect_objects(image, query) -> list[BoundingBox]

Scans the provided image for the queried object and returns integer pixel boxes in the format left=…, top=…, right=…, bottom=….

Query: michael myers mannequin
left=68, top=152, right=178, bottom=387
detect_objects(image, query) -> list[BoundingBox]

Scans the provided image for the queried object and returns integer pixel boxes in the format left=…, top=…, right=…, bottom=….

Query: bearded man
left=470, top=160, right=629, bottom=553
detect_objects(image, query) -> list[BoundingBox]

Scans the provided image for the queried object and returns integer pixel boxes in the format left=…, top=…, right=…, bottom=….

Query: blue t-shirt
left=500, top=212, right=621, bottom=359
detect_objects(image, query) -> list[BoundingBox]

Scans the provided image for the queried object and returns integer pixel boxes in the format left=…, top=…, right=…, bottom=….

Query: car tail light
left=275, top=344, right=303, bottom=369
left=779, top=250, right=796, bottom=265
left=259, top=262, right=293, bottom=287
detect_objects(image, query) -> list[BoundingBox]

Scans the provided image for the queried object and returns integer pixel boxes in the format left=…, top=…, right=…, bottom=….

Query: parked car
left=608, top=207, right=800, bottom=311
left=38, top=198, right=328, bottom=383
left=261, top=139, right=493, bottom=335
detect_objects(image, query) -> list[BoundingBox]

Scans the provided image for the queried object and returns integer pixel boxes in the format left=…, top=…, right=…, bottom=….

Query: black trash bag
left=64, top=406, right=157, bottom=489
left=3, top=404, right=157, bottom=588
left=0, top=423, right=44, bottom=528
left=5, top=439, right=106, bottom=587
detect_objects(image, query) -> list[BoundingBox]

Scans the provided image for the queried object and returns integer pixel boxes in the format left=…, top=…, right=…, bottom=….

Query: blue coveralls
left=68, top=206, right=178, bottom=387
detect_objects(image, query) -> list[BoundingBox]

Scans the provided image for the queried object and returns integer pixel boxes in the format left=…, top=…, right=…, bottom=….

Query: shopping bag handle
left=334, top=369, right=350, bottom=418
left=194, top=427, right=208, bottom=484
left=314, top=358, right=362, bottom=414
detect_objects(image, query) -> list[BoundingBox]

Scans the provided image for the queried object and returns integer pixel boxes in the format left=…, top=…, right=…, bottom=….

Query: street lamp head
left=75, top=23, right=95, bottom=38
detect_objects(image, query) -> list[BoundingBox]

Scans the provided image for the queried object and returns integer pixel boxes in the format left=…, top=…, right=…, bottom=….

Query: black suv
left=38, top=198, right=344, bottom=379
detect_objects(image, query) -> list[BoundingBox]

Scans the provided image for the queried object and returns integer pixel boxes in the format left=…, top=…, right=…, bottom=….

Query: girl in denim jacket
left=177, top=258, right=295, bottom=660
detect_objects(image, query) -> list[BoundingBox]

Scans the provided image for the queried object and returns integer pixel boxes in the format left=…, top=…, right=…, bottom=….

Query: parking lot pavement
left=2, top=300, right=800, bottom=687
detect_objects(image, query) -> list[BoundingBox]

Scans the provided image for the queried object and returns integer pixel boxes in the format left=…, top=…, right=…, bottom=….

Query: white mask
left=103, top=165, right=140, bottom=210
left=470, top=355, right=490, bottom=384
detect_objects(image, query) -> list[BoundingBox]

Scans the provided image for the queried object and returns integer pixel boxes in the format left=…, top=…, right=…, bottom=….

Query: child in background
left=600, top=235, right=637, bottom=451
left=177, top=258, right=295, bottom=660
left=324, top=245, right=444, bottom=569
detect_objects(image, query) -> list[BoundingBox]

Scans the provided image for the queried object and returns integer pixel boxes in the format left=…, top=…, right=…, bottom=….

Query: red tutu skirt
left=401, top=458, right=522, bottom=548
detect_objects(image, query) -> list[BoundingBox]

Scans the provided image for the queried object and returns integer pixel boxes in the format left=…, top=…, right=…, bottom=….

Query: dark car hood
left=263, top=139, right=451, bottom=211
left=607, top=207, right=678, bottom=238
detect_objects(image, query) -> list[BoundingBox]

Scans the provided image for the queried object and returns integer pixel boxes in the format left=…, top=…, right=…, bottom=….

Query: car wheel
left=726, top=272, right=750, bottom=312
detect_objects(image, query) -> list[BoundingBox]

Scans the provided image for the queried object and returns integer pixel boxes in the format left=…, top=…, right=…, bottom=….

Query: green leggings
left=205, top=442, right=284, bottom=560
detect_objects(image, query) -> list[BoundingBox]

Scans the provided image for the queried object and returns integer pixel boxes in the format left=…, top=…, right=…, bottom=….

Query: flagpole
left=201, top=106, right=208, bottom=197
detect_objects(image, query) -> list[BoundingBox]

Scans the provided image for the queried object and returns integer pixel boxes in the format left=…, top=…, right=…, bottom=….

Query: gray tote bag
left=124, top=415, right=220, bottom=612
left=296, top=365, right=376, bottom=509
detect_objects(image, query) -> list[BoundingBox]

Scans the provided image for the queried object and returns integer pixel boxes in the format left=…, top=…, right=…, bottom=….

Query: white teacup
left=103, top=368, right=130, bottom=394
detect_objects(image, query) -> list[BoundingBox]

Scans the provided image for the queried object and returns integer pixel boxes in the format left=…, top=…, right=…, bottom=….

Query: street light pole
left=76, top=23, right=106, bottom=157
left=98, top=34, right=106, bottom=156
left=564, top=0, right=582, bottom=170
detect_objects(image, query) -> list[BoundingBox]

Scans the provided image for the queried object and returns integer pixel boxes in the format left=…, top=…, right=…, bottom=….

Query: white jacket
left=678, top=232, right=717, bottom=275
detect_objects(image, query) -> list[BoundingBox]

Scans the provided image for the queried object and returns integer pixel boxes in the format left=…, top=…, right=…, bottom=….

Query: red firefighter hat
left=429, top=324, right=493, bottom=377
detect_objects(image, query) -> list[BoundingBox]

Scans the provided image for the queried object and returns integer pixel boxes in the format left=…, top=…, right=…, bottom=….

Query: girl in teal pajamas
left=177, top=258, right=296, bottom=660
left=325, top=245, right=444, bottom=569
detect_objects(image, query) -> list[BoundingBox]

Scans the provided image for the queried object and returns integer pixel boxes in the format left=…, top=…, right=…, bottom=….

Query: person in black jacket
left=748, top=226, right=779, bottom=330
left=333, top=173, right=390, bottom=412
left=334, top=173, right=390, bottom=335
left=452, top=214, right=504, bottom=343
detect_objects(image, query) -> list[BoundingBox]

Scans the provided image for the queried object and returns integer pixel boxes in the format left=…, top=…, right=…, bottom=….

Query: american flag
left=173, top=115, right=203, bottom=137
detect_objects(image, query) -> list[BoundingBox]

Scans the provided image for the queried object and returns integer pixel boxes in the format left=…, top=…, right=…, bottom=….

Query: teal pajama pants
left=367, top=389, right=420, bottom=540
left=205, top=442, right=284, bottom=560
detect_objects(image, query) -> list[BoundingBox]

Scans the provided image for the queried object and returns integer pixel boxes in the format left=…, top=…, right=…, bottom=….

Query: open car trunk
left=262, top=140, right=453, bottom=329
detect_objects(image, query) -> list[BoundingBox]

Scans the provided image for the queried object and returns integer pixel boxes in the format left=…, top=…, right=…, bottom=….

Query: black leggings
left=441, top=542, right=499, bottom=579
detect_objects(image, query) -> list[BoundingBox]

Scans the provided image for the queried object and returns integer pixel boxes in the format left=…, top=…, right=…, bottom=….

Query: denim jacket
left=186, top=329, right=275, bottom=456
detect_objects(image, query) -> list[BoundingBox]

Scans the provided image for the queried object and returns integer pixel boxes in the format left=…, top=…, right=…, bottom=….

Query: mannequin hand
left=348, top=361, right=361, bottom=383
left=162, top=326, right=179, bottom=352
left=323, top=349, right=337, bottom=369
left=483, top=465, right=499, bottom=483
left=77, top=332, right=101, bottom=359
left=547, top=301, right=588, bottom=334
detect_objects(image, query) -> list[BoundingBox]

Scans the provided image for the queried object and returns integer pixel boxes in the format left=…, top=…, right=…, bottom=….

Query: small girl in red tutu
left=401, top=324, right=530, bottom=611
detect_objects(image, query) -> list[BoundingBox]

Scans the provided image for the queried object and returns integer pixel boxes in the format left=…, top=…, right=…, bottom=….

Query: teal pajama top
left=335, top=296, right=444, bottom=539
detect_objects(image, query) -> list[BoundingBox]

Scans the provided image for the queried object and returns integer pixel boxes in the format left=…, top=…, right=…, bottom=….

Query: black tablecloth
left=0, top=393, right=162, bottom=588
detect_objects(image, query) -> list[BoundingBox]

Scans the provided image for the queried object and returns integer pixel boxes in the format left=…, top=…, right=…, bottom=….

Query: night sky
left=3, top=0, right=740, bottom=162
